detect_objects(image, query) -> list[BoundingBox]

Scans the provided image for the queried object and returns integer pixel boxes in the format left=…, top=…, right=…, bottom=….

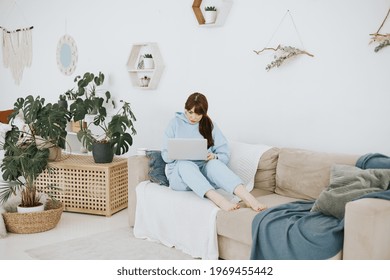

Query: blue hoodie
left=162, top=112, right=230, bottom=175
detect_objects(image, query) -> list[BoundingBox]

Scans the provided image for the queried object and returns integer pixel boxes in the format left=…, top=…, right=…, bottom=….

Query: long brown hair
left=185, top=92, right=214, bottom=148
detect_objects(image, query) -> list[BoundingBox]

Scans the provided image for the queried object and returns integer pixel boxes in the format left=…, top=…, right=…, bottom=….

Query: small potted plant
left=76, top=100, right=137, bottom=163
left=204, top=6, right=217, bottom=24
left=140, top=76, right=151, bottom=87
left=142, top=54, right=154, bottom=69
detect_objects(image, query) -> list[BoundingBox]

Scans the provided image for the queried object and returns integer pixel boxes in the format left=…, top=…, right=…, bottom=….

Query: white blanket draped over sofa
left=133, top=141, right=271, bottom=259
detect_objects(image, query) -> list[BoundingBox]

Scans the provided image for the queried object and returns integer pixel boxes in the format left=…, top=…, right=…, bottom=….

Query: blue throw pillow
left=145, top=150, right=169, bottom=186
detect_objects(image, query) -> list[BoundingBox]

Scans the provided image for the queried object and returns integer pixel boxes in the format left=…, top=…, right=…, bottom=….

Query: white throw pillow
left=0, top=149, right=7, bottom=238
left=0, top=123, right=12, bottom=150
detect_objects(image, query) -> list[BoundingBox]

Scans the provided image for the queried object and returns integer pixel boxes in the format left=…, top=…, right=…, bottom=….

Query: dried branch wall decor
left=254, top=45, right=314, bottom=71
left=369, top=8, right=390, bottom=52
left=253, top=10, right=314, bottom=71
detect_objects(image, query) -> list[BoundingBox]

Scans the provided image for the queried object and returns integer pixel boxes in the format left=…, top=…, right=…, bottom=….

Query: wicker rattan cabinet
left=35, top=154, right=128, bottom=217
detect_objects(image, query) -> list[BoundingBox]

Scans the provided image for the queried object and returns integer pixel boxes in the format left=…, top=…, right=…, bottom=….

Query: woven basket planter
left=2, top=201, right=63, bottom=234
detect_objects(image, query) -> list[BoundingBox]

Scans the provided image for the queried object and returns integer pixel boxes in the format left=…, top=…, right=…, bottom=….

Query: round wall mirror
left=56, top=34, right=78, bottom=75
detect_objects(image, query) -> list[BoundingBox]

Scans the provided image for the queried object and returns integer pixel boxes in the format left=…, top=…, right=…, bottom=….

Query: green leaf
left=110, top=132, right=133, bottom=155
left=77, top=129, right=95, bottom=151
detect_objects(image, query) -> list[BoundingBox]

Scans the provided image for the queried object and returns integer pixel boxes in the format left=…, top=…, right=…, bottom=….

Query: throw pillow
left=311, top=164, right=390, bottom=219
left=0, top=123, right=12, bottom=150
left=0, top=207, right=7, bottom=238
left=145, top=150, right=169, bottom=186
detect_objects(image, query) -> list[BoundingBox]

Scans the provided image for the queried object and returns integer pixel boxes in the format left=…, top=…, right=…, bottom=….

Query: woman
left=161, top=92, right=266, bottom=212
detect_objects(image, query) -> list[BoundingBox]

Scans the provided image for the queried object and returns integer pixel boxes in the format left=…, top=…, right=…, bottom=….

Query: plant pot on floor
left=17, top=203, right=44, bottom=213
left=92, top=142, right=114, bottom=163
left=2, top=201, right=63, bottom=234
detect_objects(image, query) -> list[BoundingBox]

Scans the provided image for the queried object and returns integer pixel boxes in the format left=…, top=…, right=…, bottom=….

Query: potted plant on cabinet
left=204, top=6, right=217, bottom=24
left=75, top=100, right=137, bottom=163
left=0, top=95, right=69, bottom=233
left=66, top=71, right=115, bottom=132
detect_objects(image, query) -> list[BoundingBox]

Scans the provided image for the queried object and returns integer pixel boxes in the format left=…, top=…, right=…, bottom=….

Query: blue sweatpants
left=167, top=159, right=243, bottom=198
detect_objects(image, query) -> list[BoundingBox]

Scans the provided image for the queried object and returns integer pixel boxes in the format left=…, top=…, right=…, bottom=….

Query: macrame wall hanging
left=1, top=1, right=33, bottom=85
left=253, top=10, right=314, bottom=71
left=369, top=8, right=390, bottom=52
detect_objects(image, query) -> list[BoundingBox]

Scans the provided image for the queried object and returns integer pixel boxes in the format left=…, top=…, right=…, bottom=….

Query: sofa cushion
left=253, top=147, right=280, bottom=192
left=0, top=123, right=12, bottom=150
left=311, top=164, right=390, bottom=219
left=216, top=194, right=300, bottom=246
left=145, top=150, right=169, bottom=186
left=275, top=148, right=359, bottom=200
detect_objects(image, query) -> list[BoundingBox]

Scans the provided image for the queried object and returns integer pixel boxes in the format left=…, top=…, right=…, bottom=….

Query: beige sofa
left=128, top=147, right=390, bottom=260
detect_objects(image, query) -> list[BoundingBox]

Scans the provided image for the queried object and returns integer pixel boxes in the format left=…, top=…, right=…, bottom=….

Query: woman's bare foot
left=244, top=199, right=267, bottom=212
left=205, top=190, right=240, bottom=211
left=234, top=184, right=267, bottom=212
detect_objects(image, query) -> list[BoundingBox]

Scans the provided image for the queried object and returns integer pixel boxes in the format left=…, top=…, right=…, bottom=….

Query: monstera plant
left=67, top=71, right=115, bottom=118
left=0, top=95, right=70, bottom=209
left=76, top=100, right=137, bottom=163
left=65, top=72, right=136, bottom=163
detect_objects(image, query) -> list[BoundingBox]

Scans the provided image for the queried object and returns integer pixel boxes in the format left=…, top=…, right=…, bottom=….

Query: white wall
left=1, top=0, right=389, bottom=155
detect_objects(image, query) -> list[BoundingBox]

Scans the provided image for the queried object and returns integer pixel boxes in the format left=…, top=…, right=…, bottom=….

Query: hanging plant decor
left=254, top=45, right=314, bottom=71
left=253, top=10, right=314, bottom=71
left=369, top=8, right=390, bottom=52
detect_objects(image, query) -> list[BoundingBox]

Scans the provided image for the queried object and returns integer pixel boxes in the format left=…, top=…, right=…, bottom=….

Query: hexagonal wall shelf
left=127, top=42, right=164, bottom=90
left=192, top=0, right=233, bottom=27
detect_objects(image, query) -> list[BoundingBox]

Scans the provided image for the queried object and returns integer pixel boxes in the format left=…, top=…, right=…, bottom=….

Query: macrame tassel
left=2, top=27, right=33, bottom=85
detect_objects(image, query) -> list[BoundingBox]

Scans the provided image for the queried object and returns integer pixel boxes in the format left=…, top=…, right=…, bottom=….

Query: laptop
left=167, top=138, right=208, bottom=160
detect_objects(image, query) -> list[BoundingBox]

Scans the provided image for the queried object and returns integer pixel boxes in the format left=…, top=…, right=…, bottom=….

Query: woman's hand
left=207, top=153, right=217, bottom=161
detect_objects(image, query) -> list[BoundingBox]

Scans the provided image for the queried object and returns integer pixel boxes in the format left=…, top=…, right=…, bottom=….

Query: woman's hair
left=185, top=92, right=214, bottom=148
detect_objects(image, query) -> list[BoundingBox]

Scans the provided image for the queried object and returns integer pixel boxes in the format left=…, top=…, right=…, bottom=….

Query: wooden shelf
left=126, top=42, right=165, bottom=90
left=192, top=0, right=233, bottom=27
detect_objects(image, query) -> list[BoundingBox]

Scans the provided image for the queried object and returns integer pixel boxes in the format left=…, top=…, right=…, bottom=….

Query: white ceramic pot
left=17, top=203, right=45, bottom=213
left=143, top=58, right=154, bottom=69
left=204, top=11, right=217, bottom=24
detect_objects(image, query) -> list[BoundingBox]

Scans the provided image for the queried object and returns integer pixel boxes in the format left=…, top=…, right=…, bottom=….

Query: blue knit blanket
left=250, top=190, right=390, bottom=260
left=250, top=153, right=390, bottom=260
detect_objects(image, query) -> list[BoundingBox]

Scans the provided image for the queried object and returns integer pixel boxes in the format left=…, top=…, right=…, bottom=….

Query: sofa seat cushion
left=275, top=148, right=359, bottom=200
left=216, top=194, right=300, bottom=245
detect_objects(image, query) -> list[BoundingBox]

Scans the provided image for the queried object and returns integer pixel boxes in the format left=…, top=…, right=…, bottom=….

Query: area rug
left=25, top=227, right=195, bottom=260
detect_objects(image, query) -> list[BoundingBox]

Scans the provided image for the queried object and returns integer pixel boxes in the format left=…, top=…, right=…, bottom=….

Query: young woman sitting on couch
left=161, top=92, right=267, bottom=212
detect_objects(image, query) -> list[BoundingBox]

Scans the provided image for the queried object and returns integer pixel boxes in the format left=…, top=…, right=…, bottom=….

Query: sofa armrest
left=343, top=198, right=390, bottom=259
left=128, top=155, right=150, bottom=227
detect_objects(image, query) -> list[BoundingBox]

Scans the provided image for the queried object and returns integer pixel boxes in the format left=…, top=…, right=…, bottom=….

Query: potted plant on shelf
left=204, top=6, right=217, bottom=24
left=142, top=53, right=154, bottom=69
left=140, top=76, right=151, bottom=87
left=0, top=94, right=69, bottom=218
left=76, top=100, right=137, bottom=163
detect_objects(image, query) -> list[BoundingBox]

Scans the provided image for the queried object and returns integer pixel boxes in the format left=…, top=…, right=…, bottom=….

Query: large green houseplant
left=0, top=95, right=70, bottom=210
left=76, top=100, right=137, bottom=163
left=64, top=71, right=136, bottom=163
